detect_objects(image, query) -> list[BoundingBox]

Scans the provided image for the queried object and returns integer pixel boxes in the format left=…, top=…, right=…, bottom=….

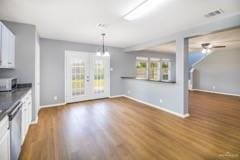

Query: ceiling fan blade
left=212, top=45, right=226, bottom=48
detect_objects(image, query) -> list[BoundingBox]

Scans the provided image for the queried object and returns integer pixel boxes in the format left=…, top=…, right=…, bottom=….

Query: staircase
left=188, top=52, right=211, bottom=90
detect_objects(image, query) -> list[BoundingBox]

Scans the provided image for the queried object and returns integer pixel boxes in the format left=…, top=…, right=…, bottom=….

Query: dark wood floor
left=20, top=91, right=240, bottom=160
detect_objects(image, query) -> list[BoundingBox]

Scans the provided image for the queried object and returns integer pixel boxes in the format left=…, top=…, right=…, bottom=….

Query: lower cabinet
left=21, top=90, right=32, bottom=144
left=0, top=90, right=32, bottom=160
left=0, top=116, right=10, bottom=160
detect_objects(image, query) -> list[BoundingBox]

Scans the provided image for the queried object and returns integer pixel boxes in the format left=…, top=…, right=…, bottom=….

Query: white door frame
left=65, top=51, right=90, bottom=103
left=65, top=50, right=110, bottom=103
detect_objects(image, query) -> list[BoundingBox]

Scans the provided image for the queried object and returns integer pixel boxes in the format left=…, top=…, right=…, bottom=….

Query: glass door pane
left=71, top=58, right=85, bottom=97
left=93, top=60, right=105, bottom=94
left=66, top=51, right=109, bottom=103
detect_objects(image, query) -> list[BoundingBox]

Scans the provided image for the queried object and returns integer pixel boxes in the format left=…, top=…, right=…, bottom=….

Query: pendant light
left=96, top=33, right=110, bottom=57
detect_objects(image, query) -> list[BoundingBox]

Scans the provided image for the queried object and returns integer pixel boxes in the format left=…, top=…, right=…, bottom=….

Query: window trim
left=149, top=58, right=161, bottom=81
left=136, top=57, right=149, bottom=79
left=135, top=57, right=173, bottom=82
left=161, top=59, right=172, bottom=81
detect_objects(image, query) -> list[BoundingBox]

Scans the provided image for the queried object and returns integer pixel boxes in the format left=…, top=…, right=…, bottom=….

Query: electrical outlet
left=212, top=86, right=216, bottom=90
left=110, top=67, right=114, bottom=71
left=127, top=90, right=131, bottom=94
left=54, top=96, right=58, bottom=101
left=159, top=99, right=163, bottom=104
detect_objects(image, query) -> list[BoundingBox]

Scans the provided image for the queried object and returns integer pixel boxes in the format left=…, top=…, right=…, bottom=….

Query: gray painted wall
left=124, top=15, right=240, bottom=116
left=122, top=45, right=187, bottom=115
left=123, top=79, right=180, bottom=113
left=40, top=38, right=132, bottom=106
left=40, top=39, right=181, bottom=113
left=0, top=20, right=38, bottom=120
left=40, top=38, right=177, bottom=107
left=193, top=49, right=240, bottom=95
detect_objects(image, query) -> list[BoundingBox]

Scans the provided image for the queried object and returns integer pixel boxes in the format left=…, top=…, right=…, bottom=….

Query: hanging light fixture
left=96, top=33, right=110, bottom=57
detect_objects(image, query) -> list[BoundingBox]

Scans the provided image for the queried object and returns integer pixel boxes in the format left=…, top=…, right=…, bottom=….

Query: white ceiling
left=0, top=0, right=240, bottom=48
left=148, top=27, right=240, bottom=53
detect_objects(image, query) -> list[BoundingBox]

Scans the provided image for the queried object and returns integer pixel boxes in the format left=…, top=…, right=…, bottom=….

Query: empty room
left=0, top=0, right=240, bottom=160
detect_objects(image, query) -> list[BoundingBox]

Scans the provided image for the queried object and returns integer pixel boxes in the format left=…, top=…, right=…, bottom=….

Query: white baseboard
left=31, top=102, right=66, bottom=125
left=123, top=95, right=190, bottom=118
left=40, top=102, right=66, bottom=109
left=192, top=89, right=240, bottom=97
left=109, top=95, right=125, bottom=98
left=30, top=116, right=38, bottom=125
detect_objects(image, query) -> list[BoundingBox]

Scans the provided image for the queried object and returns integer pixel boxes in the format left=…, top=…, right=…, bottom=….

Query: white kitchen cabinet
left=0, top=21, right=15, bottom=68
left=21, top=90, right=32, bottom=144
left=0, top=116, right=11, bottom=160
left=8, top=31, right=15, bottom=68
left=0, top=22, right=9, bottom=68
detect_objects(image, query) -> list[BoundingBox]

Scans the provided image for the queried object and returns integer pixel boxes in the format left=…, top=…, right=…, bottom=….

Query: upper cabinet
left=0, top=22, right=15, bottom=68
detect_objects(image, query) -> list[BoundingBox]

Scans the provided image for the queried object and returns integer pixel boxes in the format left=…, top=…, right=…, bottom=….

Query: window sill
left=121, top=77, right=176, bottom=84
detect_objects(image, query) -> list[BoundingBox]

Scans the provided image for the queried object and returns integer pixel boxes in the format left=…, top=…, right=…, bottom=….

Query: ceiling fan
left=200, top=43, right=226, bottom=54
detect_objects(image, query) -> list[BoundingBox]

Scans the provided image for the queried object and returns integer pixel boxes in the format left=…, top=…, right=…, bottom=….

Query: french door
left=65, top=51, right=110, bottom=103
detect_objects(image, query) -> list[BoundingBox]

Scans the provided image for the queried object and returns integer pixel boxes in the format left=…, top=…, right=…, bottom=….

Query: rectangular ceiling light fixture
left=123, top=0, right=164, bottom=21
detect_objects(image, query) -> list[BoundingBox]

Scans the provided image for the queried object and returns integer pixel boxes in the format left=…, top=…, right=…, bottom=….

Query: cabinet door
left=27, top=100, right=32, bottom=125
left=0, top=24, right=9, bottom=68
left=0, top=129, right=10, bottom=160
left=0, top=23, right=2, bottom=66
left=8, top=31, right=15, bottom=68
left=21, top=103, right=28, bottom=143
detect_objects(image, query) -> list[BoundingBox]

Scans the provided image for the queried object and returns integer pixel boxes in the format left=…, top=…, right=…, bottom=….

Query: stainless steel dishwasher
left=9, top=102, right=22, bottom=160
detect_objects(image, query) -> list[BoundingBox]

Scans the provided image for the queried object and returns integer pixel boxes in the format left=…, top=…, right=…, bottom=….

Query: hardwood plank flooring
left=20, top=91, right=240, bottom=160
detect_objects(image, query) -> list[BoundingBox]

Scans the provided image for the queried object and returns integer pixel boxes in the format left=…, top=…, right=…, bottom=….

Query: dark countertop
left=121, top=77, right=176, bottom=83
left=0, top=85, right=32, bottom=121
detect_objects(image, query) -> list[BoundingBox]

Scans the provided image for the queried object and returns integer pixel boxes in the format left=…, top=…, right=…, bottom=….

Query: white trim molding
left=40, top=102, right=67, bottom=109
left=109, top=95, right=125, bottom=98
left=123, top=95, right=190, bottom=118
left=191, top=89, right=240, bottom=97
left=30, top=116, right=38, bottom=125
left=31, top=102, right=66, bottom=125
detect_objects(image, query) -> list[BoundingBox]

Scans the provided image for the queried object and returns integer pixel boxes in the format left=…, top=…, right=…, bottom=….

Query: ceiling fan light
left=207, top=49, right=212, bottom=53
left=202, top=48, right=207, bottom=54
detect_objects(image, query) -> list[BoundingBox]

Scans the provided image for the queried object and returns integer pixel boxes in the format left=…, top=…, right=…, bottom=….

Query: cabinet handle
left=8, top=62, right=12, bottom=64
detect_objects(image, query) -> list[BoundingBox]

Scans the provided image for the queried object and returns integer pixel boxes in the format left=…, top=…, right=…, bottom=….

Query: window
left=135, top=57, right=172, bottom=81
left=136, top=57, right=148, bottom=79
left=161, top=60, right=171, bottom=81
left=149, top=58, right=161, bottom=81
